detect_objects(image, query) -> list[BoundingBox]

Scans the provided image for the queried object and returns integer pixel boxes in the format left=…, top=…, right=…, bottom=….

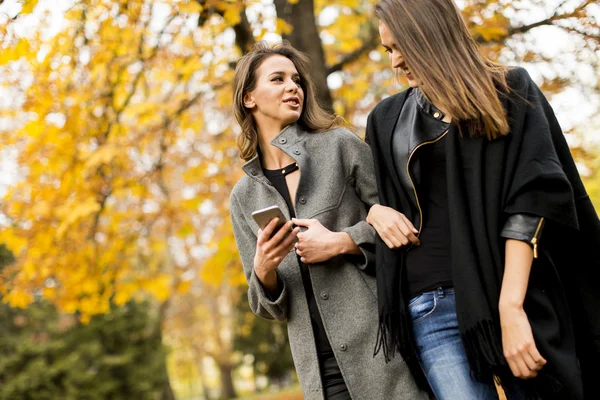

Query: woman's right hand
left=253, top=218, right=300, bottom=291
left=366, top=204, right=420, bottom=249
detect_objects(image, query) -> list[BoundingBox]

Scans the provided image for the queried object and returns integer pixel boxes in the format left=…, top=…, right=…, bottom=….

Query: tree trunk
left=217, top=362, right=237, bottom=399
left=161, top=368, right=177, bottom=400
left=274, top=0, right=333, bottom=112
left=157, top=301, right=176, bottom=400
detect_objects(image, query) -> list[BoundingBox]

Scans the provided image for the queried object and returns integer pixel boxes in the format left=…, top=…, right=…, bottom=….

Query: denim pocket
left=408, top=292, right=437, bottom=324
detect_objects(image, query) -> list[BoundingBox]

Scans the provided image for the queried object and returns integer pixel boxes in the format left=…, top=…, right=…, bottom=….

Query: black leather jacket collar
left=391, top=89, right=450, bottom=228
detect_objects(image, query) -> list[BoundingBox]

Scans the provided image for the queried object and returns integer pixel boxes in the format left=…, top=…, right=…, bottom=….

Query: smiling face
left=243, top=55, right=305, bottom=134
left=379, top=21, right=419, bottom=88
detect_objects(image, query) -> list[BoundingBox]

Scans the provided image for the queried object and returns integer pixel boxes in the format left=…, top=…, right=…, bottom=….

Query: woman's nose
left=286, top=81, right=298, bottom=92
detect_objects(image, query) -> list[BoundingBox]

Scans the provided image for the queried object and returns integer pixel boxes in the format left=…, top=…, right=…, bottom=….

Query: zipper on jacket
left=530, top=217, right=545, bottom=259
left=406, top=129, right=449, bottom=237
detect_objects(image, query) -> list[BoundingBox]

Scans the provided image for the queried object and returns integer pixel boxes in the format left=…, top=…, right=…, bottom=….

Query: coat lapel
left=376, top=91, right=411, bottom=212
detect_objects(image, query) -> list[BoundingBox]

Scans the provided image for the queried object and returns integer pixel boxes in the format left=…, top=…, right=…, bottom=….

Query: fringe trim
left=374, top=309, right=432, bottom=393
left=373, top=311, right=403, bottom=363
left=462, top=321, right=541, bottom=399
left=461, top=319, right=506, bottom=380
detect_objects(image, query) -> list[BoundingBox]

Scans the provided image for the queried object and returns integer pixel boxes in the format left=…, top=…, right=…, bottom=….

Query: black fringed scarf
left=366, top=67, right=600, bottom=399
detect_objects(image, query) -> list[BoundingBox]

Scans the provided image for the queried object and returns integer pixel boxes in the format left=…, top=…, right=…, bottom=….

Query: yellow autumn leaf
left=56, top=198, right=101, bottom=237
left=20, top=0, right=39, bottom=15
left=179, top=1, right=203, bottom=14
left=223, top=7, right=241, bottom=26
left=3, top=290, right=33, bottom=309
left=142, top=274, right=172, bottom=302
left=276, top=18, right=293, bottom=35
left=176, top=280, right=192, bottom=294
left=0, top=229, right=27, bottom=256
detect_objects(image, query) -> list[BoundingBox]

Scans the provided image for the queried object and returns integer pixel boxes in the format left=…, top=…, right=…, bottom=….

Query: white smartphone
left=251, top=205, right=288, bottom=231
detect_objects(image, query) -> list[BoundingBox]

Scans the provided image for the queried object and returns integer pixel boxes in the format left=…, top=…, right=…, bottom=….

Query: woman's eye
left=272, top=77, right=283, bottom=81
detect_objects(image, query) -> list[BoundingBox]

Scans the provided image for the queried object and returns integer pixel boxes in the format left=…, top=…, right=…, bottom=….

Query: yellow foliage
left=223, top=7, right=242, bottom=26
left=0, top=38, right=31, bottom=64
left=141, top=274, right=172, bottom=302
left=20, top=0, right=39, bottom=15
left=176, top=280, right=192, bottom=294
left=56, top=198, right=101, bottom=238
left=179, top=1, right=203, bottom=14
left=276, top=19, right=294, bottom=36
left=84, top=145, right=119, bottom=171
left=3, top=289, right=33, bottom=309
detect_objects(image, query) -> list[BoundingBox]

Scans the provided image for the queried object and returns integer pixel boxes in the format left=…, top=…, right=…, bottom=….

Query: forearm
left=499, top=239, right=534, bottom=311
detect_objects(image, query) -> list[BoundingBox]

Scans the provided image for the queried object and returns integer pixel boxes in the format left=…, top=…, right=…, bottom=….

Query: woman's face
left=244, top=55, right=305, bottom=133
left=379, top=22, right=419, bottom=88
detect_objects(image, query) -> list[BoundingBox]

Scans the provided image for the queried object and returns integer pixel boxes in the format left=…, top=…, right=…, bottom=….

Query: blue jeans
left=409, top=287, right=500, bottom=400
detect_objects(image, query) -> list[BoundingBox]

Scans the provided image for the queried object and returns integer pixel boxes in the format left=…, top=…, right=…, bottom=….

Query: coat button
left=293, top=149, right=301, bottom=155
left=433, top=111, right=441, bottom=119
left=299, top=197, right=306, bottom=205
left=340, top=344, right=347, bottom=351
left=278, top=137, right=287, bottom=144
left=320, top=293, right=329, bottom=300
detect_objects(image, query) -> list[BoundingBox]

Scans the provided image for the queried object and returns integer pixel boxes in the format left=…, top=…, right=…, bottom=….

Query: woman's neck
left=257, top=124, right=296, bottom=170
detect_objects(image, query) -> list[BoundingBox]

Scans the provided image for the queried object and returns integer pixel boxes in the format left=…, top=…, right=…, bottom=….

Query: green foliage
left=0, top=244, right=15, bottom=270
left=0, top=300, right=166, bottom=400
left=234, top=293, right=295, bottom=384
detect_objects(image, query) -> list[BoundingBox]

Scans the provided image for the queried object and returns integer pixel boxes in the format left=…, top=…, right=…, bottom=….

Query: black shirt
left=404, top=134, right=453, bottom=299
left=263, top=162, right=334, bottom=359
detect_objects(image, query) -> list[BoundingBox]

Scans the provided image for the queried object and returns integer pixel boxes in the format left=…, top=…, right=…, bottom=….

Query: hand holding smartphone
left=252, top=205, right=298, bottom=244
left=251, top=205, right=289, bottom=233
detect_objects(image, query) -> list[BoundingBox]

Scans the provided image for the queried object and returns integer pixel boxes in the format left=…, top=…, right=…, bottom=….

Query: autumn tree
left=0, top=0, right=598, bottom=396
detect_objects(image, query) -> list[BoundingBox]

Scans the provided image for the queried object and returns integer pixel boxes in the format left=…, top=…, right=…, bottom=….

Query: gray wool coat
left=229, top=124, right=427, bottom=400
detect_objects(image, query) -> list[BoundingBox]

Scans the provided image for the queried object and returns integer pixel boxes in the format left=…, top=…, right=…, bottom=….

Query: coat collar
left=241, top=123, right=305, bottom=180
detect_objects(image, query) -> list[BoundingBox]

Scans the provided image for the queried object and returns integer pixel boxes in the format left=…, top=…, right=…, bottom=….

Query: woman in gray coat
left=229, top=41, right=426, bottom=400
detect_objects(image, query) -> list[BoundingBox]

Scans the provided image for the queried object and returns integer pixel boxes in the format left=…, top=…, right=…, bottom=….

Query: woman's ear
left=243, top=93, right=255, bottom=109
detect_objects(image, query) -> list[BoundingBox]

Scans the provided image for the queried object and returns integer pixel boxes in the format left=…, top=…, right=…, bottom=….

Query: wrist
left=499, top=297, right=524, bottom=313
left=334, top=232, right=361, bottom=256
left=367, top=204, right=381, bottom=223
left=332, top=232, right=349, bottom=255
left=255, top=266, right=277, bottom=289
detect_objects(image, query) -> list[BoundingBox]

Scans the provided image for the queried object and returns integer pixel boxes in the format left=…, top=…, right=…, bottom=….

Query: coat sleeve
left=230, top=190, right=289, bottom=321
left=339, top=129, right=380, bottom=274
left=502, top=67, right=580, bottom=232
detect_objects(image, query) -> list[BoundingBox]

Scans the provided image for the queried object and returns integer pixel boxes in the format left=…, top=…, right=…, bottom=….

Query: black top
left=263, top=162, right=334, bottom=359
left=404, top=134, right=453, bottom=299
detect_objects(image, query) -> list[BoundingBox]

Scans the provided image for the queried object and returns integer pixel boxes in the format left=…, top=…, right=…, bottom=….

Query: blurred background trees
left=0, top=0, right=598, bottom=398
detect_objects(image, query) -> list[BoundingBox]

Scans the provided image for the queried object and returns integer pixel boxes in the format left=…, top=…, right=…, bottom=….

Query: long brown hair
left=232, top=41, right=343, bottom=161
left=374, top=0, right=511, bottom=139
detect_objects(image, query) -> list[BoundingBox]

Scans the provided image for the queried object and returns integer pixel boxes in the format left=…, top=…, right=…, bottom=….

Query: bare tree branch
left=326, top=26, right=380, bottom=75
left=482, top=0, right=596, bottom=43
left=196, top=0, right=255, bottom=52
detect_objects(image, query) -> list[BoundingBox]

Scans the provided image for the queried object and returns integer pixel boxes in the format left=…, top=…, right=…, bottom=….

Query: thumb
left=292, top=218, right=312, bottom=227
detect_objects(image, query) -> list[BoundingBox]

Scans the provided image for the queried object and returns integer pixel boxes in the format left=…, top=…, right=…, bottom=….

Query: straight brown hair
left=232, top=41, right=344, bottom=161
left=374, top=0, right=511, bottom=139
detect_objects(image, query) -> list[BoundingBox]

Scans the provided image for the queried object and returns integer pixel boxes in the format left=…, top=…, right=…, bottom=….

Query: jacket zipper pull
left=530, top=217, right=544, bottom=259
left=531, top=238, right=538, bottom=259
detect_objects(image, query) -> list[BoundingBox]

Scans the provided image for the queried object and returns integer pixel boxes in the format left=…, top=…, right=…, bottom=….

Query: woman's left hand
left=499, top=305, right=547, bottom=379
left=292, top=218, right=344, bottom=263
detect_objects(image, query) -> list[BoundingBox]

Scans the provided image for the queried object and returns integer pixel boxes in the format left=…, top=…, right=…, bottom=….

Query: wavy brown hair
left=233, top=41, right=344, bottom=161
left=375, top=0, right=511, bottom=139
